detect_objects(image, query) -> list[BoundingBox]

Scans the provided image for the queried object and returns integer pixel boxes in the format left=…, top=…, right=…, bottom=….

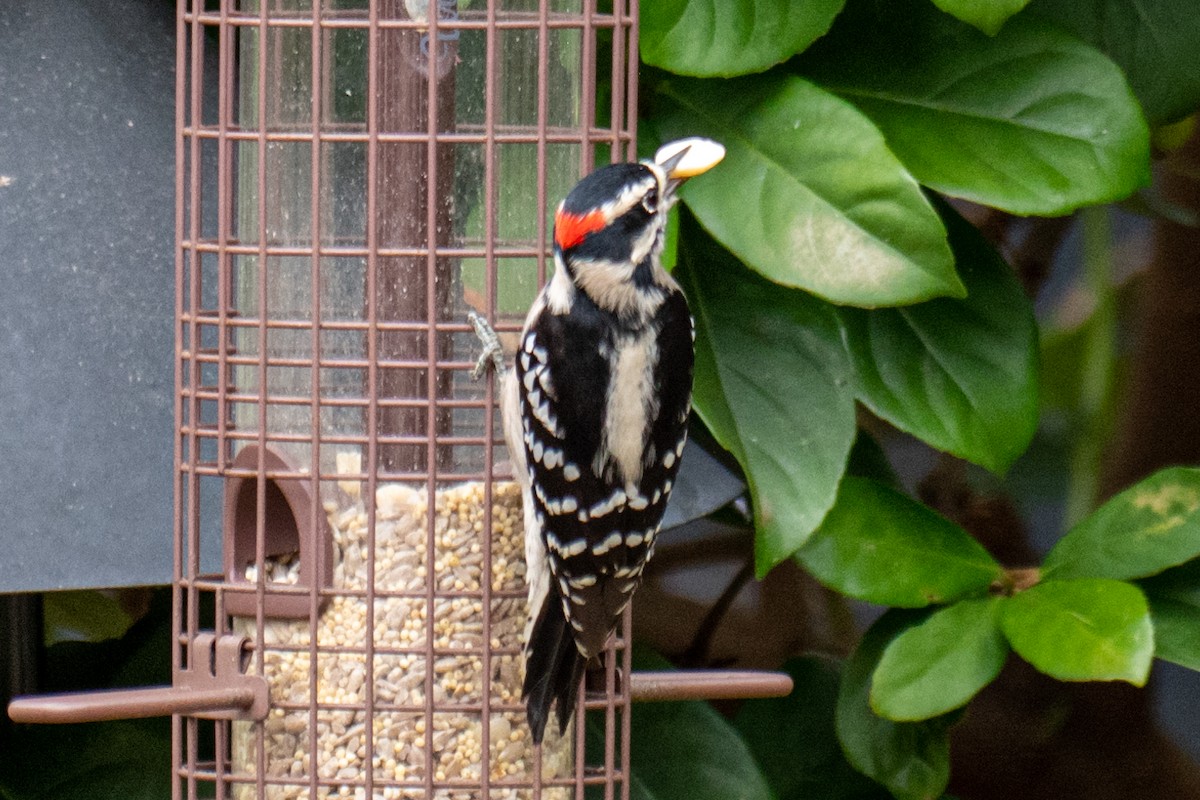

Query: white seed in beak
left=654, top=137, right=726, bottom=179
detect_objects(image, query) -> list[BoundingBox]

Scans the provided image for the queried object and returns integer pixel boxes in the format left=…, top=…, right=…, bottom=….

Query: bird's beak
left=653, top=137, right=726, bottom=197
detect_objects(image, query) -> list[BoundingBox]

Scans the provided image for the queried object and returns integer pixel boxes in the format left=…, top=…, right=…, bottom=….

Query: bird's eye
left=641, top=189, right=659, bottom=214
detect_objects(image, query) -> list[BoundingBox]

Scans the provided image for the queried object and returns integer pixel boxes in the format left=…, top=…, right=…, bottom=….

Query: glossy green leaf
left=1147, top=596, right=1200, bottom=672
left=1000, top=578, right=1154, bottom=684
left=836, top=610, right=954, bottom=800
left=736, top=658, right=890, bottom=800
left=661, top=204, right=680, bottom=272
left=1030, top=0, right=1200, bottom=124
left=641, top=0, right=846, bottom=77
left=871, top=597, right=1009, bottom=721
left=677, top=218, right=856, bottom=574
left=650, top=73, right=962, bottom=307
left=800, top=2, right=1151, bottom=215
left=1044, top=467, right=1200, bottom=580
left=846, top=429, right=900, bottom=487
left=1140, top=559, right=1200, bottom=670
left=839, top=204, right=1038, bottom=474
left=797, top=477, right=1004, bottom=606
left=930, top=0, right=1031, bottom=35
left=628, top=651, right=776, bottom=800
left=1138, top=557, right=1200, bottom=606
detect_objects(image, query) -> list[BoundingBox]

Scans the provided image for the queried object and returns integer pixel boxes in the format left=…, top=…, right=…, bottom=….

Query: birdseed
left=231, top=480, right=572, bottom=799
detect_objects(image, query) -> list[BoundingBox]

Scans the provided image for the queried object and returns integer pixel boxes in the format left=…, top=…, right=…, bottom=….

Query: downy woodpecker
left=471, top=138, right=725, bottom=744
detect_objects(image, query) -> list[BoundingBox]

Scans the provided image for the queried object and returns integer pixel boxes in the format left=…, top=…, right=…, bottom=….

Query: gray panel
left=0, top=0, right=188, bottom=590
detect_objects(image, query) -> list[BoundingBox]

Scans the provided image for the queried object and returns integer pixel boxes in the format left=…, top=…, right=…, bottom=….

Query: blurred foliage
left=636, top=0, right=1200, bottom=796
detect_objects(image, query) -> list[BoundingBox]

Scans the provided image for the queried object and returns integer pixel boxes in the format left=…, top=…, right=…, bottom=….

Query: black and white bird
left=470, top=138, right=725, bottom=743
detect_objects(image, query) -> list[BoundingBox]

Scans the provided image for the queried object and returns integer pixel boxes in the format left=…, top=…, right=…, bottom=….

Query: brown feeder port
left=8, top=0, right=792, bottom=797
left=223, top=445, right=334, bottom=619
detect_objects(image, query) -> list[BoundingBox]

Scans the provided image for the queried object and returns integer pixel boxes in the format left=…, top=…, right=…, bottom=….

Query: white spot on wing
left=592, top=532, right=623, bottom=555
left=589, top=488, right=627, bottom=519
left=538, top=368, right=555, bottom=397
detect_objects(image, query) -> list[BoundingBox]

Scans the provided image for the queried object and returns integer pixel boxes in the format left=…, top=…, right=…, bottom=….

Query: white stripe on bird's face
left=597, top=173, right=658, bottom=224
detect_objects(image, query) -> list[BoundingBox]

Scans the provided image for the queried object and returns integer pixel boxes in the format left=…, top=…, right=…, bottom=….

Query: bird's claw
left=468, top=309, right=507, bottom=380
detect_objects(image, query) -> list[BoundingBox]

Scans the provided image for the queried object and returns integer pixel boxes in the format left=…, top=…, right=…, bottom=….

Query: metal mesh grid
left=175, top=1, right=638, bottom=797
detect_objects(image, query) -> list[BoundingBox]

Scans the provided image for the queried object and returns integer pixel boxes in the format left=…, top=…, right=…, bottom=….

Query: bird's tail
left=523, top=595, right=585, bottom=745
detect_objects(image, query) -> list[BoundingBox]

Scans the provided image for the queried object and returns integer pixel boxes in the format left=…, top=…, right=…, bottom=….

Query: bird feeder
left=185, top=1, right=610, bottom=795
left=9, top=1, right=791, bottom=798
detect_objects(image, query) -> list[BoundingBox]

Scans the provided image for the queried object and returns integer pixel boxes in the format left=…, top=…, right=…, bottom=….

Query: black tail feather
left=523, top=597, right=584, bottom=745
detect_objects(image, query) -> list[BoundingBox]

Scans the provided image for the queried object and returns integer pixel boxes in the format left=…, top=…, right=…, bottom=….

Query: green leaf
left=1044, top=467, right=1200, bottom=581
left=627, top=651, right=776, bottom=800
left=797, top=477, right=1004, bottom=607
left=836, top=610, right=954, bottom=800
left=930, top=0, right=1031, bottom=35
left=871, top=597, right=1009, bottom=721
left=1138, top=556, right=1200, bottom=606
left=799, top=2, right=1151, bottom=215
left=661, top=203, right=680, bottom=272
left=839, top=204, right=1039, bottom=474
left=1030, top=0, right=1200, bottom=124
left=1140, top=559, right=1200, bottom=670
left=735, top=658, right=891, bottom=800
left=650, top=73, right=963, bottom=307
left=846, top=429, right=899, bottom=487
left=641, top=0, right=846, bottom=77
left=1147, top=596, right=1200, bottom=672
left=42, top=590, right=135, bottom=646
left=677, top=217, right=857, bottom=574
left=1000, top=578, right=1154, bottom=684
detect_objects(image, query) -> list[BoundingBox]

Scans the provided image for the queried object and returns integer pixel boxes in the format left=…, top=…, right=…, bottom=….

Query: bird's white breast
left=600, top=330, right=660, bottom=487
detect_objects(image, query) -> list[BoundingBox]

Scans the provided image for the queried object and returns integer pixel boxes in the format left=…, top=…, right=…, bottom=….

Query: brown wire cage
left=9, top=1, right=790, bottom=798
left=178, top=0, right=636, bottom=797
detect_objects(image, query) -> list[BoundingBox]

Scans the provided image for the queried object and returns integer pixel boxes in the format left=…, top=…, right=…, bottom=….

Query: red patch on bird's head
left=554, top=207, right=606, bottom=250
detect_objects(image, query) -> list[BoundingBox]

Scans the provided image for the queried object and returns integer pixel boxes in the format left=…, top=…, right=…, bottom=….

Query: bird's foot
left=468, top=309, right=507, bottom=380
